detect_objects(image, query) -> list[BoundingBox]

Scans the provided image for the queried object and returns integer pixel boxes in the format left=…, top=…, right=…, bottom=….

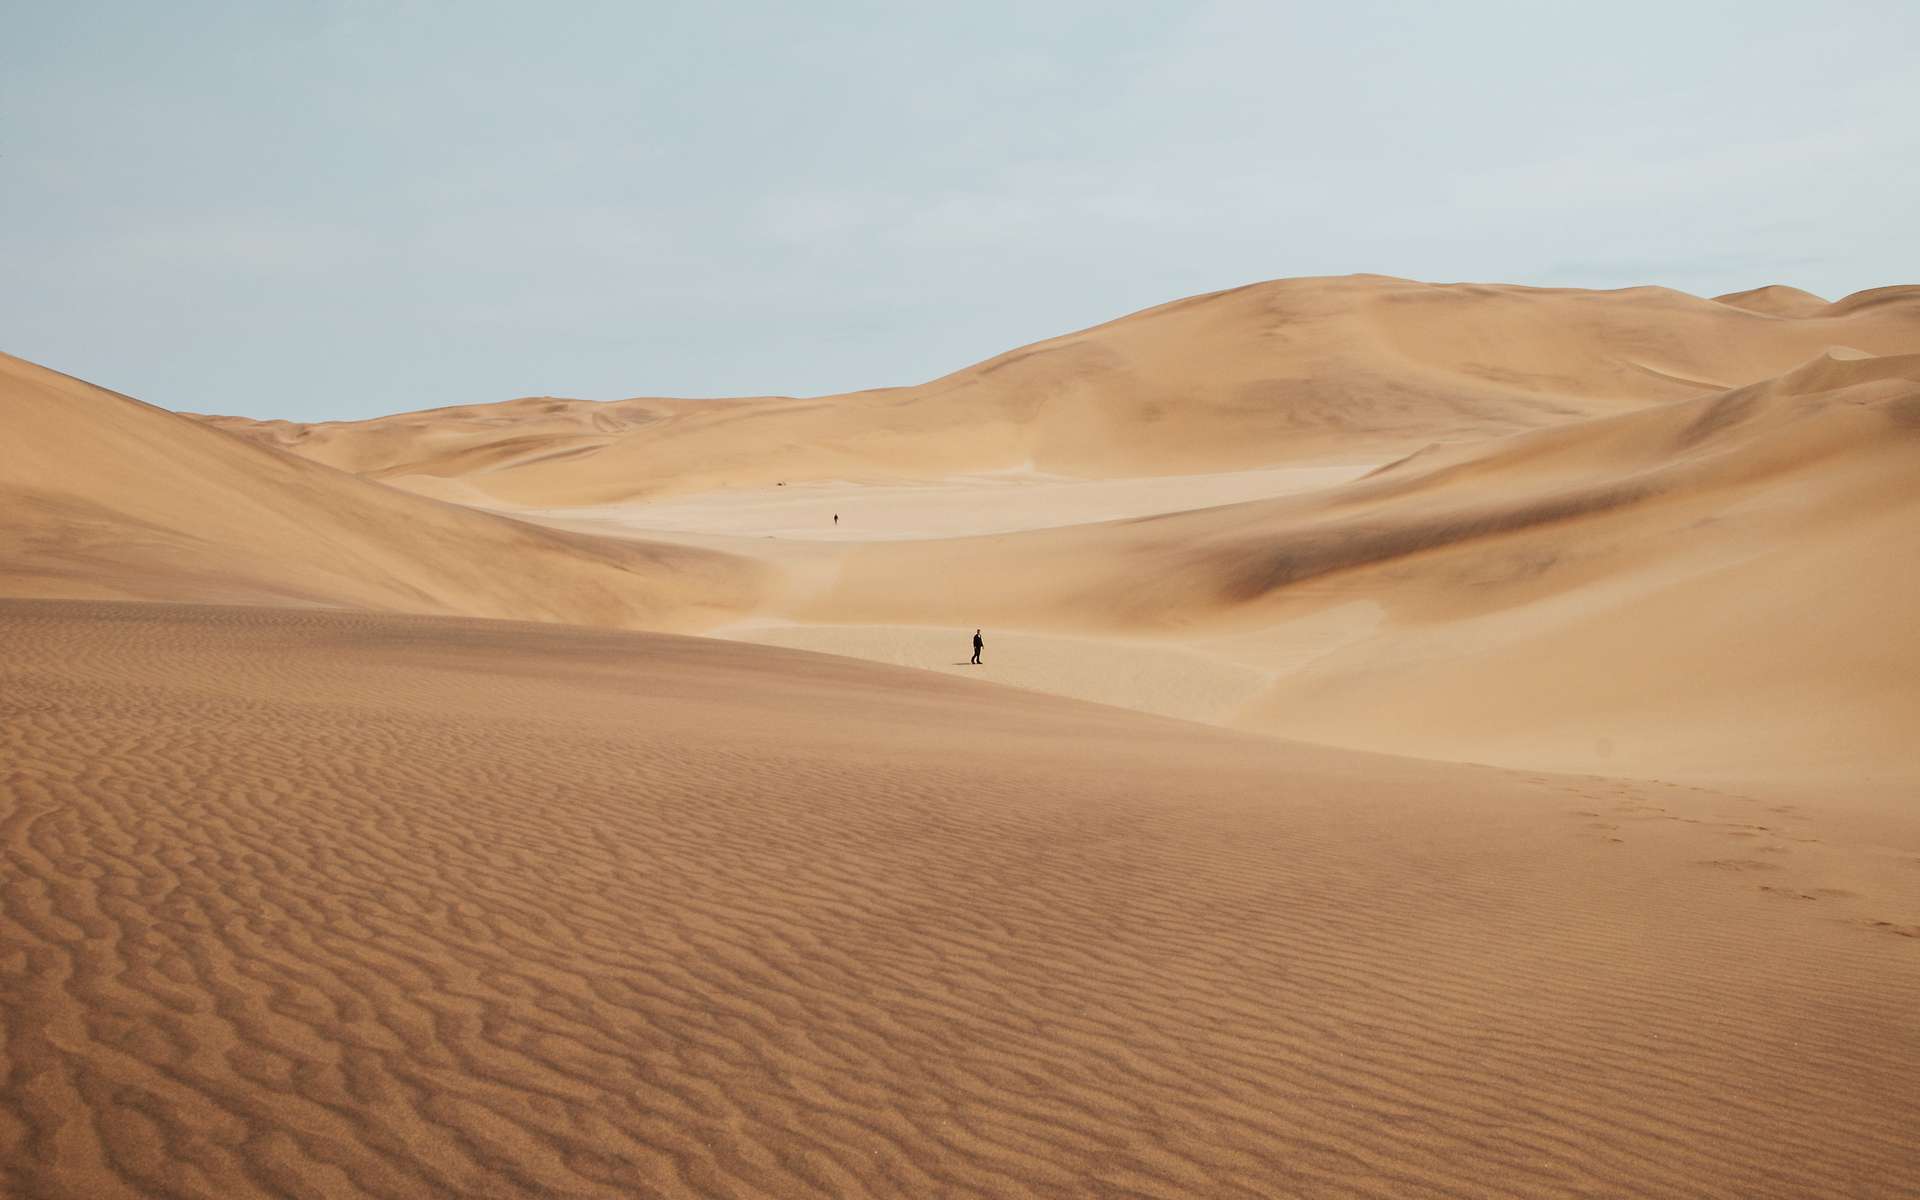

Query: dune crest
left=1712, top=283, right=1831, bottom=316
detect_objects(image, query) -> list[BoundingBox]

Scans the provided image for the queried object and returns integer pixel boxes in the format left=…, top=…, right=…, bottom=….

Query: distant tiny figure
left=971, top=629, right=983, bottom=665
left=833, top=513, right=838, bottom=525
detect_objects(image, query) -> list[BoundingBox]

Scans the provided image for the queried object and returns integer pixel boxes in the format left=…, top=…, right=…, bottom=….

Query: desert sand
left=5, top=601, right=1917, bottom=1199
left=6, top=275, right=1920, bottom=1197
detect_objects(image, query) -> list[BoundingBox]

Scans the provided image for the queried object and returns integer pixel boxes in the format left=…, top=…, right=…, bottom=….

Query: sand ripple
left=3, top=602, right=1916, bottom=1197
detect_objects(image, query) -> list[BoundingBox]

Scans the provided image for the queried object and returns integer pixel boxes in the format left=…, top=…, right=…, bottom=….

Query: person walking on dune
left=971, top=629, right=984, bottom=665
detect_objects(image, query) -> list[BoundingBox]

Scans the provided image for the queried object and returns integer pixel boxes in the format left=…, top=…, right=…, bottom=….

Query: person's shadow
left=950, top=661, right=975, bottom=666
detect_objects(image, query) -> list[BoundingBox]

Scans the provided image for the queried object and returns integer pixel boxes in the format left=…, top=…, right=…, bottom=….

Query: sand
left=4, top=601, right=1916, bottom=1200
left=7, top=274, right=1920, bottom=1197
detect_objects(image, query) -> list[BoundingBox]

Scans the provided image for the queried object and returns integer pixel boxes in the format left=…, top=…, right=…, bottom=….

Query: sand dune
left=199, top=275, right=1920, bottom=505
left=748, top=351, right=1920, bottom=780
left=0, top=352, right=763, bottom=627
left=4, top=600, right=1916, bottom=1199
left=22, top=284, right=1914, bottom=784
left=7, top=275, right=1920, bottom=1198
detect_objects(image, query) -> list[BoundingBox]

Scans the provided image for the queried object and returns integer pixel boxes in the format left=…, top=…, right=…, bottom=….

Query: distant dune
left=198, top=275, right=1920, bottom=504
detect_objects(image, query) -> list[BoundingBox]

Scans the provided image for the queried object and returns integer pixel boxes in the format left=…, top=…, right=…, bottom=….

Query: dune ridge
left=197, top=275, right=1920, bottom=504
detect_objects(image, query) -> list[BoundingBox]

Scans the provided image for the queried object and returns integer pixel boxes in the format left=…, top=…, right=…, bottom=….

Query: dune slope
left=3, top=600, right=1916, bottom=1199
left=1231, top=351, right=1920, bottom=775
left=0, top=353, right=762, bottom=628
left=198, top=276, right=1920, bottom=503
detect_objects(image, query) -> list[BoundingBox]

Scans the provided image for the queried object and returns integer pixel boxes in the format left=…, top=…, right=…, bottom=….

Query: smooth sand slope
left=0, top=352, right=762, bottom=627
left=200, top=276, right=1920, bottom=504
left=4, top=602, right=1917, bottom=1199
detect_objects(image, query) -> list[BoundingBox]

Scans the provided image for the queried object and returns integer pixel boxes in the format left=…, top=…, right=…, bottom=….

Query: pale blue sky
left=4, top=1, right=1915, bottom=420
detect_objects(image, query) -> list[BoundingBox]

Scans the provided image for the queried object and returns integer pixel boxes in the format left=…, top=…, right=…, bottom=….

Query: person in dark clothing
left=971, top=629, right=983, bottom=664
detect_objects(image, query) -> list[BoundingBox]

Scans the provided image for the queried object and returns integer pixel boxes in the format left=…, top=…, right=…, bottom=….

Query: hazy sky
left=5, top=1, right=1916, bottom=420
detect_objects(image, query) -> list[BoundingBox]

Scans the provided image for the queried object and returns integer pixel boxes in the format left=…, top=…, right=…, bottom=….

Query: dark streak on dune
left=1675, top=386, right=1765, bottom=448
left=1213, top=482, right=1655, bottom=603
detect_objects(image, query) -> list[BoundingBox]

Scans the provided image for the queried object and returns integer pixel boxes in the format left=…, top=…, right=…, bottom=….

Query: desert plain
left=4, top=274, right=1919, bottom=1197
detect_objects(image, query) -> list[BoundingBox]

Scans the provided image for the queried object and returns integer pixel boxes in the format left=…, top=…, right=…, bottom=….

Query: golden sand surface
left=3, top=602, right=1916, bottom=1198
left=6, top=274, right=1920, bottom=1196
